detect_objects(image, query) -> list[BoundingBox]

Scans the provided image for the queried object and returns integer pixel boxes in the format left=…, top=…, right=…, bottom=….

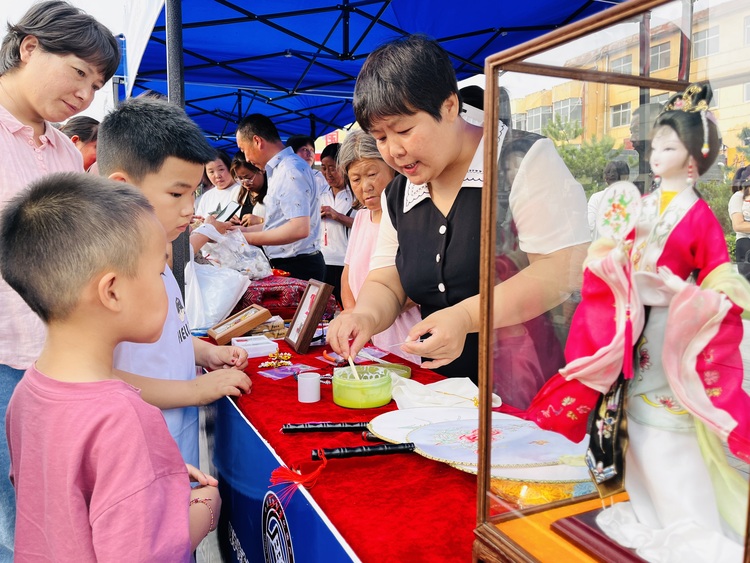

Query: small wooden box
left=208, top=304, right=272, bottom=345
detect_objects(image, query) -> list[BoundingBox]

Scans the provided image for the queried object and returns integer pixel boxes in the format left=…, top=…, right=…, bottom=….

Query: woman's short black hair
left=353, top=34, right=460, bottom=132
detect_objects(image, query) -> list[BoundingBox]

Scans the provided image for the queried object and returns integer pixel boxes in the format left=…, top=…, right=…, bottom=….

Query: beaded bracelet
left=189, top=497, right=215, bottom=532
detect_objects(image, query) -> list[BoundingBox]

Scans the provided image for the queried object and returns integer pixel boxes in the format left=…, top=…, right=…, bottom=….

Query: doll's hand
left=195, top=368, right=252, bottom=404
left=401, top=305, right=473, bottom=370
left=186, top=464, right=219, bottom=486
left=203, top=345, right=249, bottom=371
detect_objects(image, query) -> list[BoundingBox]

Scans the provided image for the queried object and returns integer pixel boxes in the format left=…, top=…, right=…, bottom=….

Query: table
left=212, top=341, right=479, bottom=562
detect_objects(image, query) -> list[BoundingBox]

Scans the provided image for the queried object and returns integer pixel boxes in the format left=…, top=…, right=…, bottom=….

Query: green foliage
left=726, top=232, right=737, bottom=261
left=698, top=179, right=732, bottom=235
left=543, top=116, right=620, bottom=199
left=738, top=126, right=750, bottom=162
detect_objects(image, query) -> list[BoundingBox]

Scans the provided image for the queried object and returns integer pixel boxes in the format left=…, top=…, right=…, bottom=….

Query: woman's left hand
left=321, top=205, right=338, bottom=220
left=401, top=305, right=473, bottom=370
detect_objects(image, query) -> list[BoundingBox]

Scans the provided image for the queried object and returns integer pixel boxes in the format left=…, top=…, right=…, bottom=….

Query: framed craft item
left=208, top=304, right=271, bottom=345
left=284, top=279, right=333, bottom=354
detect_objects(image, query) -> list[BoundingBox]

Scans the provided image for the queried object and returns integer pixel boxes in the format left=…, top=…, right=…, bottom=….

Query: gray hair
left=336, top=130, right=385, bottom=182
left=0, top=172, right=155, bottom=322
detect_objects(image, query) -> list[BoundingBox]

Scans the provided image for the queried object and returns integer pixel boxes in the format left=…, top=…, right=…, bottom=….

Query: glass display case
left=475, top=0, right=750, bottom=560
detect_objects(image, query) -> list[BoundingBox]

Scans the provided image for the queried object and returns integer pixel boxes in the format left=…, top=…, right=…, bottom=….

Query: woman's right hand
left=241, top=213, right=264, bottom=227
left=326, top=310, right=377, bottom=360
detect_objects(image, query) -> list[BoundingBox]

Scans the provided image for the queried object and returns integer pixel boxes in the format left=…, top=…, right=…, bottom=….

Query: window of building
left=610, top=54, right=632, bottom=74
left=553, top=98, right=583, bottom=123
left=651, top=93, right=670, bottom=107
left=527, top=106, right=552, bottom=134
left=744, top=83, right=750, bottom=103
left=512, top=113, right=527, bottom=131
left=692, top=26, right=720, bottom=58
left=745, top=15, right=750, bottom=45
left=650, top=42, right=670, bottom=71
left=611, top=102, right=631, bottom=128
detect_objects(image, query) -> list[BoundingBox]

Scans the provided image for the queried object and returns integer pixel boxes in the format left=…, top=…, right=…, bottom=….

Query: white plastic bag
left=184, top=258, right=250, bottom=330
left=198, top=226, right=272, bottom=280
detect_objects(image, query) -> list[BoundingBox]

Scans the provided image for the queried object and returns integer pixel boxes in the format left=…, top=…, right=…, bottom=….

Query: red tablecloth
left=235, top=342, right=478, bottom=562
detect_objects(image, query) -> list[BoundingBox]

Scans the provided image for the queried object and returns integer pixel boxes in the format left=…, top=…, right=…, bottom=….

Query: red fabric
left=236, top=342, right=480, bottom=562
left=232, top=275, right=339, bottom=320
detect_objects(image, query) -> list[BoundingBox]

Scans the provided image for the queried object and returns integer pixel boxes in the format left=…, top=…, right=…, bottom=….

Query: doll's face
left=649, top=126, right=690, bottom=181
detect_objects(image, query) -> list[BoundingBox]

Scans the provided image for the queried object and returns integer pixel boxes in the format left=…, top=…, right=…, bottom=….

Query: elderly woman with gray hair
left=338, top=130, right=421, bottom=364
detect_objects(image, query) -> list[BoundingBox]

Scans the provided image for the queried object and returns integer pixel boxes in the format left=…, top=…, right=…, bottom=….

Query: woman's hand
left=241, top=213, right=264, bottom=227
left=400, top=304, right=473, bottom=370
left=326, top=310, right=378, bottom=360
left=321, top=205, right=339, bottom=221
left=203, top=214, right=231, bottom=235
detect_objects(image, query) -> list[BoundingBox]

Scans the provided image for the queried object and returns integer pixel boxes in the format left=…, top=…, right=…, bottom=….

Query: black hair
left=320, top=143, right=340, bottom=162
left=59, top=115, right=99, bottom=143
left=652, top=82, right=720, bottom=176
left=285, top=134, right=315, bottom=152
left=209, top=150, right=232, bottom=171
left=0, top=172, right=154, bottom=322
left=0, top=1, right=120, bottom=81
left=97, top=97, right=216, bottom=182
left=232, top=151, right=267, bottom=206
left=353, top=34, right=460, bottom=133
left=236, top=113, right=281, bottom=144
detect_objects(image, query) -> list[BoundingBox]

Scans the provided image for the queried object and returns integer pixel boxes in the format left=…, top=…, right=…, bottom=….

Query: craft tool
left=312, top=443, right=415, bottom=460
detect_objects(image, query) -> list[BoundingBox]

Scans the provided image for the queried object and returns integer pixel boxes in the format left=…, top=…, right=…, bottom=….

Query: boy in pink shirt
left=1, top=173, right=219, bottom=561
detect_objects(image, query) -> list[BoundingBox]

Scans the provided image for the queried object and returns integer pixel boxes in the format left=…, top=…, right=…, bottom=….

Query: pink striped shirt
left=0, top=103, right=83, bottom=368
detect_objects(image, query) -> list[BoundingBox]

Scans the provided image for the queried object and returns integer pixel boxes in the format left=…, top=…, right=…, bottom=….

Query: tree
left=542, top=115, right=620, bottom=199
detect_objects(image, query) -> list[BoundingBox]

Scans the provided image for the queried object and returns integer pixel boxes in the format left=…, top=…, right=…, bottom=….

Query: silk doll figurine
left=525, top=82, right=750, bottom=562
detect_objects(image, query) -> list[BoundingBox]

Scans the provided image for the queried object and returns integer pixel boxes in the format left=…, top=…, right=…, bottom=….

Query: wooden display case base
left=474, top=493, right=630, bottom=562
left=551, top=508, right=646, bottom=562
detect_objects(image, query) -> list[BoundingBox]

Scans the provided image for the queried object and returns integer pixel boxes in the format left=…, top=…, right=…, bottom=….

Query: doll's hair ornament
left=660, top=82, right=715, bottom=157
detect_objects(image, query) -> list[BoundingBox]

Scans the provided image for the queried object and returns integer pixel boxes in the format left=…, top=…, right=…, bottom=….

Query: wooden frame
left=475, top=0, right=750, bottom=560
left=208, top=304, right=271, bottom=345
left=284, top=279, right=333, bottom=354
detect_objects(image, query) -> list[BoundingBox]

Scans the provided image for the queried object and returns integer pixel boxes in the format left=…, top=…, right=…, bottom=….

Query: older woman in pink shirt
left=338, top=130, right=421, bottom=364
left=0, top=2, right=119, bottom=556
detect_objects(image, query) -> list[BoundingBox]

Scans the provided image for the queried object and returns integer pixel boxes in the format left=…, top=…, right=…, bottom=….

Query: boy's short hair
left=0, top=0, right=120, bottom=80
left=0, top=172, right=155, bottom=323
left=59, top=116, right=99, bottom=143
left=353, top=34, right=460, bottom=133
left=97, top=97, right=216, bottom=183
left=236, top=113, right=282, bottom=144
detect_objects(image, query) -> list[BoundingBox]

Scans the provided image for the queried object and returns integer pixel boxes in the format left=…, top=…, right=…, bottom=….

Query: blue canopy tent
left=134, top=0, right=626, bottom=151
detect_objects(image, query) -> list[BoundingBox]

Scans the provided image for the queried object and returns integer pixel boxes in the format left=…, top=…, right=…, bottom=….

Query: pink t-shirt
left=7, top=366, right=192, bottom=562
left=0, top=103, right=84, bottom=368
left=345, top=211, right=421, bottom=364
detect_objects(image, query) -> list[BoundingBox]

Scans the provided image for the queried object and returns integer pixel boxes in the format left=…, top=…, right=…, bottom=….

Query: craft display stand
left=473, top=0, right=750, bottom=560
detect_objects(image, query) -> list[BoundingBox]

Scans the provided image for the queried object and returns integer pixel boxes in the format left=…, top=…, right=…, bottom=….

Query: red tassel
left=623, top=305, right=633, bottom=380
left=269, top=451, right=328, bottom=506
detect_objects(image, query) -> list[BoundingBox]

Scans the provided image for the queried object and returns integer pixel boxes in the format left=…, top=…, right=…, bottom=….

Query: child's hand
left=195, top=368, right=252, bottom=404
left=186, top=464, right=219, bottom=486
left=204, top=345, right=249, bottom=371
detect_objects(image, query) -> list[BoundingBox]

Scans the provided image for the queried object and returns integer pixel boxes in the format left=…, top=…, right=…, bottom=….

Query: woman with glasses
left=231, top=151, right=266, bottom=227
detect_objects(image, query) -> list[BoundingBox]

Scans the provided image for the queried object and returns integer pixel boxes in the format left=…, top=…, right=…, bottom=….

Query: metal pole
left=165, top=0, right=188, bottom=296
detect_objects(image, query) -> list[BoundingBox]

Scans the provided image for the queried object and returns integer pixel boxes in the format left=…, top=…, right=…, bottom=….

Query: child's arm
left=115, top=369, right=251, bottom=409
left=193, top=337, right=249, bottom=370
left=187, top=464, right=220, bottom=551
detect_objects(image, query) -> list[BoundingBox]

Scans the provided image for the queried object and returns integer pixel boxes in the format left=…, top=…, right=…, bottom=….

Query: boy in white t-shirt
left=98, top=97, right=252, bottom=466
